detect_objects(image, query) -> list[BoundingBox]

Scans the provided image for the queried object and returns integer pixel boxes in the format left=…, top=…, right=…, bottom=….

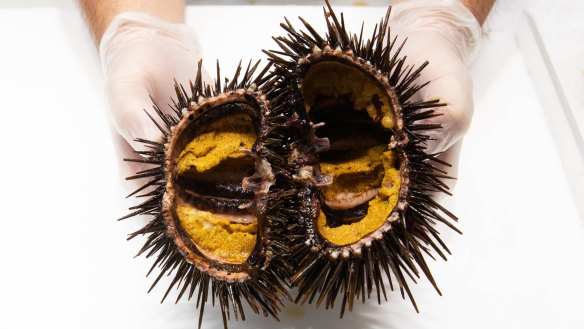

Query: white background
left=0, top=1, right=583, bottom=329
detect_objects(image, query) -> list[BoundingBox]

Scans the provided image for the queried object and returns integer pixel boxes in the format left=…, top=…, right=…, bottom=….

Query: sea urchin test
left=120, top=61, right=291, bottom=328
left=265, top=0, right=459, bottom=316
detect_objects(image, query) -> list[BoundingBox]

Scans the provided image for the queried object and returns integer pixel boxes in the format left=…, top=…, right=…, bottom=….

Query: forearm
left=459, top=0, right=494, bottom=25
left=78, top=0, right=185, bottom=44
left=392, top=0, right=495, bottom=26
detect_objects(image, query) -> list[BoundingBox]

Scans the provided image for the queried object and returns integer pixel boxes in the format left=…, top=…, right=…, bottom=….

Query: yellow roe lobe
left=303, top=61, right=396, bottom=128
left=176, top=205, right=257, bottom=264
left=176, top=114, right=256, bottom=175
left=319, top=145, right=386, bottom=200
left=317, top=148, right=401, bottom=246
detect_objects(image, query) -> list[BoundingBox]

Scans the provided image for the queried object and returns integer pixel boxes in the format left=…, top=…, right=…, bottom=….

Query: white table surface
left=1, top=2, right=583, bottom=329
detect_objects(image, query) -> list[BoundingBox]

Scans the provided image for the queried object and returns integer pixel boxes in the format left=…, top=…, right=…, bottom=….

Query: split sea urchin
left=120, top=60, right=294, bottom=328
left=120, top=2, right=461, bottom=325
left=264, top=1, right=460, bottom=316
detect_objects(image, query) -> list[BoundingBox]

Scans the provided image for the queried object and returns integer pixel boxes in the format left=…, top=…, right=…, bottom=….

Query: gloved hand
left=389, top=0, right=482, bottom=155
left=99, top=12, right=204, bottom=182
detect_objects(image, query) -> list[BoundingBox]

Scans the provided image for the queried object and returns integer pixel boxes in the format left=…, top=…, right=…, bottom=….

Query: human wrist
left=79, top=0, right=185, bottom=44
left=459, top=0, right=495, bottom=25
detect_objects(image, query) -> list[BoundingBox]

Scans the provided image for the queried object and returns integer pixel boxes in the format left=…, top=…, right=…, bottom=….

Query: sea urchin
left=264, top=1, right=460, bottom=316
left=120, top=60, right=294, bottom=328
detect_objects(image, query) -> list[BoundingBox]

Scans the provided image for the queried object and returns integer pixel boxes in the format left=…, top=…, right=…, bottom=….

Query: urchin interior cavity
left=303, top=61, right=396, bottom=129
left=175, top=112, right=258, bottom=264
left=302, top=61, right=401, bottom=246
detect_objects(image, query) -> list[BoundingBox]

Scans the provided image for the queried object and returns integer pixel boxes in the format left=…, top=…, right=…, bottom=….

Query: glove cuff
left=99, top=12, right=200, bottom=77
left=389, top=0, right=482, bottom=65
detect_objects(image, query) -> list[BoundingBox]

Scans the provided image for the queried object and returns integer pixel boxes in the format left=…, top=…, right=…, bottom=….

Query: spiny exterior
left=264, top=1, right=460, bottom=316
left=120, top=60, right=296, bottom=329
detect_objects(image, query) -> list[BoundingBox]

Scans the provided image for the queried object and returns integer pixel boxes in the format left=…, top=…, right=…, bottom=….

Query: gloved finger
left=106, top=53, right=205, bottom=152
left=419, top=73, right=473, bottom=154
left=106, top=74, right=164, bottom=152
left=110, top=129, right=157, bottom=193
left=394, top=32, right=473, bottom=154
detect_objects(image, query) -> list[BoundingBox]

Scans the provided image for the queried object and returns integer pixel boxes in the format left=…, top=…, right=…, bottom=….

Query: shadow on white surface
left=144, top=290, right=417, bottom=329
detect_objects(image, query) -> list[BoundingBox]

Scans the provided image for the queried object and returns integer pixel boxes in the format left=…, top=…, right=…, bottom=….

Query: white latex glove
left=100, top=12, right=204, bottom=155
left=389, top=0, right=482, bottom=155
left=99, top=13, right=205, bottom=186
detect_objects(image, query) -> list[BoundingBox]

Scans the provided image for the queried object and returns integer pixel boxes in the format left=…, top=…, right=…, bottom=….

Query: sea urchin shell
left=120, top=60, right=293, bottom=328
left=264, top=1, right=460, bottom=316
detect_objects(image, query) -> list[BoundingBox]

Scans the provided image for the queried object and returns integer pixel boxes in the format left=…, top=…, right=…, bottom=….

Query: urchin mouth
left=301, top=59, right=402, bottom=245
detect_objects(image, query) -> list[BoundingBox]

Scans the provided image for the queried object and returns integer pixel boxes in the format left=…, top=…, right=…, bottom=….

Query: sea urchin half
left=120, top=60, right=293, bottom=328
left=264, top=1, right=460, bottom=316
